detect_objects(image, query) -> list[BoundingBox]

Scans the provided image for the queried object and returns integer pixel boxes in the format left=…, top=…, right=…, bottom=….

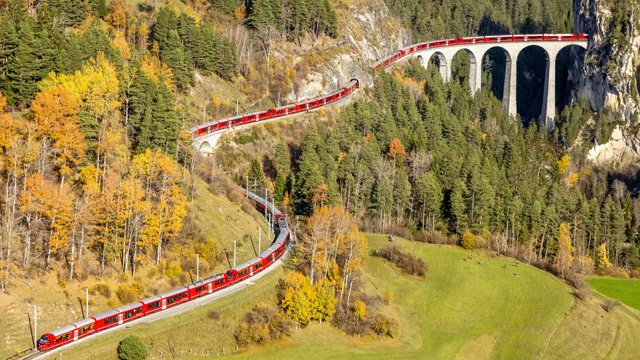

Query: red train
left=368, top=33, right=589, bottom=71
left=37, top=190, right=290, bottom=351
left=190, top=79, right=360, bottom=139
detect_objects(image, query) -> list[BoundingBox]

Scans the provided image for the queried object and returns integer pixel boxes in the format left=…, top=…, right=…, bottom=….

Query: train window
left=268, top=254, right=273, bottom=262
left=215, top=279, right=225, bottom=286
left=196, top=285, right=207, bottom=292
left=253, top=261, right=263, bottom=270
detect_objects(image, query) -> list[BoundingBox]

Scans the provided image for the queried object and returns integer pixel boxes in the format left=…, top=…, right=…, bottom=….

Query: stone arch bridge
left=370, top=34, right=588, bottom=132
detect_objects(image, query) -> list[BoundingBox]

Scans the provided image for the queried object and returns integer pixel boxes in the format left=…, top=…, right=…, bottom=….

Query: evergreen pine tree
left=247, top=0, right=275, bottom=30
left=248, top=158, right=267, bottom=189
left=160, top=30, right=192, bottom=90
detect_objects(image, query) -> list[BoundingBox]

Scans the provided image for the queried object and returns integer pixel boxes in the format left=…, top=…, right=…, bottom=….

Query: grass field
left=47, top=234, right=609, bottom=360
left=586, top=278, right=640, bottom=310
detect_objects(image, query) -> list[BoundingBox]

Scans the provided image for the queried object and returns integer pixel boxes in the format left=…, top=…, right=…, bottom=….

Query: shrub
left=165, top=263, right=182, bottom=279
left=376, top=245, right=428, bottom=277
left=90, top=283, right=111, bottom=298
left=117, top=335, right=148, bottom=360
left=460, top=231, right=475, bottom=249
left=602, top=299, right=622, bottom=313
left=372, top=313, right=399, bottom=338
left=116, top=282, right=145, bottom=304
left=208, top=310, right=220, bottom=320
left=605, top=266, right=630, bottom=279
left=234, top=303, right=294, bottom=347
left=382, top=291, right=392, bottom=305
left=566, top=273, right=591, bottom=301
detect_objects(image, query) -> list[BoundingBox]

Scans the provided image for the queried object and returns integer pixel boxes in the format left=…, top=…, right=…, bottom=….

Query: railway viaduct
left=192, top=35, right=588, bottom=152
left=410, top=39, right=586, bottom=132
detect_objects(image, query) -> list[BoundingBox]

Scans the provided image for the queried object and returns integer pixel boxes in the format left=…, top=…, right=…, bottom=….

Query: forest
left=0, top=0, right=342, bottom=294
left=240, top=59, right=640, bottom=280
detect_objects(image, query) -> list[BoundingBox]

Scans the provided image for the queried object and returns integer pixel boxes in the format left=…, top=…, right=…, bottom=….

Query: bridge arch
left=451, top=49, right=480, bottom=94
left=199, top=141, right=212, bottom=153
left=517, top=45, right=550, bottom=126
left=555, top=44, right=587, bottom=115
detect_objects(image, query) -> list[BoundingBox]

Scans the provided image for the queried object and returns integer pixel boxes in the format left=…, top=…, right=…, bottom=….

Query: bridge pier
left=469, top=50, right=483, bottom=96
left=541, top=49, right=559, bottom=132
left=502, top=48, right=520, bottom=118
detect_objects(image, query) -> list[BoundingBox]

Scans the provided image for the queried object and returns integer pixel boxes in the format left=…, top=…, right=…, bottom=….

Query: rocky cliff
left=574, top=0, right=640, bottom=168
left=286, top=0, right=410, bottom=102
left=574, top=0, right=640, bottom=123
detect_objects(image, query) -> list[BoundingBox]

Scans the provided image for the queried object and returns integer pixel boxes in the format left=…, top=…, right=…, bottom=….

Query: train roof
left=92, top=309, right=120, bottom=320
left=274, top=229, right=289, bottom=245
left=71, top=318, right=95, bottom=328
left=50, top=324, right=77, bottom=337
left=157, top=286, right=189, bottom=299
left=230, top=261, right=252, bottom=272
left=139, top=295, right=162, bottom=305
left=186, top=274, right=223, bottom=290
left=257, top=246, right=276, bottom=260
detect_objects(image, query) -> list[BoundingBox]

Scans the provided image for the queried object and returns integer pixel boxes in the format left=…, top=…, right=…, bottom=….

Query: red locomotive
left=37, top=190, right=290, bottom=351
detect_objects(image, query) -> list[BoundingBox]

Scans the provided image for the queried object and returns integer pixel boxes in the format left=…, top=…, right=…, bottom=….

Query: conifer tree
left=247, top=0, right=275, bottom=30
left=248, top=158, right=266, bottom=189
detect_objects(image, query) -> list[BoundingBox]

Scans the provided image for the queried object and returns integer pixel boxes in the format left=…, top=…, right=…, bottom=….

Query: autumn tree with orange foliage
left=30, top=87, right=86, bottom=186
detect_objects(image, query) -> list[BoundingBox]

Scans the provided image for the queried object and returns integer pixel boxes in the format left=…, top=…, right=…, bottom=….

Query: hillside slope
left=44, top=235, right=640, bottom=359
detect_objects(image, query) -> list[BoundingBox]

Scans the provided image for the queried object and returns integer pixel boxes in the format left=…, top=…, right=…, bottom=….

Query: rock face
left=587, top=126, right=640, bottom=169
left=573, top=0, right=640, bottom=123
left=574, top=0, right=640, bottom=168
left=287, top=0, right=410, bottom=102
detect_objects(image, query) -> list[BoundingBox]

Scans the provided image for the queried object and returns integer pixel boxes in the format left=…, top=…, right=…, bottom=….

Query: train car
left=93, top=302, right=144, bottom=332
left=156, top=287, right=190, bottom=310
left=226, top=262, right=252, bottom=284
left=187, top=278, right=216, bottom=299
left=248, top=256, right=266, bottom=275
left=37, top=318, right=95, bottom=351
left=140, top=295, right=164, bottom=315
left=258, top=244, right=280, bottom=268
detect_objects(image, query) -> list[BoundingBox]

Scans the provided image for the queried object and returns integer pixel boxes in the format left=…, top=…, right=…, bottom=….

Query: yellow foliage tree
left=354, top=300, right=366, bottom=320
left=461, top=231, right=475, bottom=249
left=556, top=223, right=574, bottom=276
left=31, top=86, right=86, bottom=185
left=595, top=243, right=611, bottom=275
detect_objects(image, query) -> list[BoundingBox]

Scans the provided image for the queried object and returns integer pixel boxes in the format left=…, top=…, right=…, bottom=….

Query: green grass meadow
left=54, top=234, right=586, bottom=359
left=587, top=277, right=640, bottom=310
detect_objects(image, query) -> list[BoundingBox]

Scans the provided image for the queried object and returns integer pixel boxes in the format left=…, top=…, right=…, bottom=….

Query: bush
left=376, top=245, right=429, bottom=277
left=165, top=263, right=182, bottom=279
left=566, top=273, right=591, bottom=301
left=460, top=231, right=475, bottom=249
left=382, top=291, right=392, bottom=305
left=234, top=303, right=294, bottom=347
left=208, top=310, right=220, bottom=320
left=90, top=283, right=111, bottom=298
left=372, top=313, right=399, bottom=338
left=602, top=299, right=622, bottom=313
left=117, top=335, right=149, bottom=360
left=116, top=282, right=145, bottom=304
